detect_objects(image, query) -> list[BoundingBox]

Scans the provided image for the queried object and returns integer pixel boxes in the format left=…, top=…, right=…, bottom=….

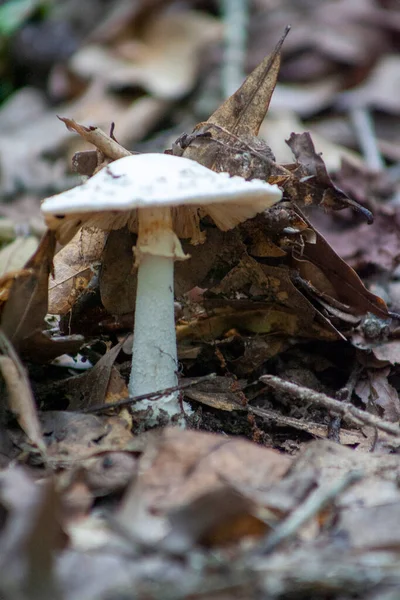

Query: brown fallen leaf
left=40, top=410, right=134, bottom=466
left=283, top=132, right=373, bottom=222
left=0, top=331, right=45, bottom=453
left=0, top=236, right=39, bottom=277
left=173, top=30, right=371, bottom=222
left=0, top=231, right=84, bottom=361
left=164, top=486, right=268, bottom=552
left=183, top=375, right=247, bottom=412
left=171, top=28, right=288, bottom=170
left=100, top=228, right=137, bottom=315
left=70, top=8, right=222, bottom=100
left=207, top=26, right=290, bottom=138
left=292, top=207, right=389, bottom=319
left=66, top=341, right=125, bottom=411
left=49, top=228, right=107, bottom=315
left=118, top=427, right=292, bottom=544
left=0, top=468, right=65, bottom=598
left=355, top=367, right=400, bottom=422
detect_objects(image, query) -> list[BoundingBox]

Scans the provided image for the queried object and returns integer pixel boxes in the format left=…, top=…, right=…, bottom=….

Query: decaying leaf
left=292, top=207, right=388, bottom=319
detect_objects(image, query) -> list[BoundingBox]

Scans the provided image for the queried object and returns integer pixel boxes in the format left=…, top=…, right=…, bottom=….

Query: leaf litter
left=0, top=1, right=400, bottom=598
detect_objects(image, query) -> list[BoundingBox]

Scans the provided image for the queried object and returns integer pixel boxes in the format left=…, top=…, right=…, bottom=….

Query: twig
left=58, top=117, right=135, bottom=161
left=83, top=373, right=217, bottom=414
left=220, top=0, right=249, bottom=98
left=260, top=375, right=400, bottom=439
left=350, top=107, right=384, bottom=172
left=328, top=361, right=363, bottom=442
left=254, top=470, right=363, bottom=555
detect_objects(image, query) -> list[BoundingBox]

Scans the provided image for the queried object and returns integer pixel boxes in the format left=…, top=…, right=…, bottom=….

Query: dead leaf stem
left=260, top=375, right=400, bottom=440
left=84, top=373, right=217, bottom=414
left=58, top=117, right=134, bottom=161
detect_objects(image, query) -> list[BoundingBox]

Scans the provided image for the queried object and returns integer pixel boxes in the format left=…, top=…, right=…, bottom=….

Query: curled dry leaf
left=293, top=207, right=389, bottom=319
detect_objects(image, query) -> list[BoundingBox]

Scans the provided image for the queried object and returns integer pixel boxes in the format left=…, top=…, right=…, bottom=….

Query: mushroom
left=41, top=153, right=282, bottom=424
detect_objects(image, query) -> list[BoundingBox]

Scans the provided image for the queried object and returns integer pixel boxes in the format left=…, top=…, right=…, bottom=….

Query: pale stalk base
left=129, top=254, right=192, bottom=423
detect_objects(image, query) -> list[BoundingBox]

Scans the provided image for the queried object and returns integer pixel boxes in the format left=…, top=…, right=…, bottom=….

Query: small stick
left=220, top=0, right=249, bottom=98
left=83, top=373, right=217, bottom=414
left=260, top=375, right=400, bottom=439
left=254, top=469, right=363, bottom=555
left=350, top=107, right=384, bottom=172
left=58, top=117, right=135, bottom=161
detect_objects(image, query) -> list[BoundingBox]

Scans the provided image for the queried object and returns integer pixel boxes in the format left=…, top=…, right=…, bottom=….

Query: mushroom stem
left=129, top=252, right=178, bottom=399
left=129, top=206, right=188, bottom=421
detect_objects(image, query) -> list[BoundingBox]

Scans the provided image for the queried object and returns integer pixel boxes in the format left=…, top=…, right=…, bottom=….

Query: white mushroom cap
left=41, top=153, right=282, bottom=245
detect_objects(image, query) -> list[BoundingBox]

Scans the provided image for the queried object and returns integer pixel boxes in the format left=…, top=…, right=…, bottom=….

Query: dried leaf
left=0, top=236, right=39, bottom=277
left=100, top=228, right=137, bottom=315
left=49, top=228, right=107, bottom=315
left=67, top=341, right=124, bottom=411
left=355, top=367, right=400, bottom=422
left=0, top=231, right=84, bottom=361
left=183, top=376, right=247, bottom=412
left=173, top=29, right=288, bottom=177
left=70, top=9, right=222, bottom=100
left=0, top=331, right=45, bottom=452
left=41, top=410, right=134, bottom=464
left=118, top=428, right=291, bottom=543
left=207, top=27, right=290, bottom=137
left=294, top=208, right=389, bottom=319
left=0, top=468, right=64, bottom=598
left=164, top=486, right=267, bottom=552
left=284, top=132, right=373, bottom=222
